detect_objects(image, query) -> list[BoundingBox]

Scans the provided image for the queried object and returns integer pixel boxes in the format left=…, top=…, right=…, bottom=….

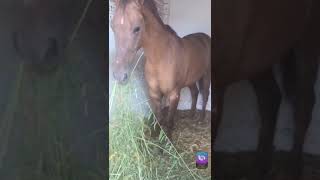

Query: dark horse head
left=111, top=0, right=154, bottom=84
left=12, top=0, right=89, bottom=73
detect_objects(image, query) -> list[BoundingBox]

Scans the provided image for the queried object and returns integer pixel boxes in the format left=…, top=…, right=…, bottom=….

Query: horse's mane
left=165, top=25, right=178, bottom=36
left=143, top=0, right=159, bottom=17
left=144, top=1, right=178, bottom=36
left=119, top=0, right=176, bottom=35
left=119, top=0, right=163, bottom=25
left=143, top=0, right=168, bottom=28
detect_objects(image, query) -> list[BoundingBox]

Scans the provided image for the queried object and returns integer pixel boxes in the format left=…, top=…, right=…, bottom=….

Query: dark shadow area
left=0, top=1, right=107, bottom=179
left=214, top=151, right=320, bottom=180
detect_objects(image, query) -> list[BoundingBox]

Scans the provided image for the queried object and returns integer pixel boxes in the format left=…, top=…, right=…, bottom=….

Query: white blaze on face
left=120, top=17, right=124, bottom=25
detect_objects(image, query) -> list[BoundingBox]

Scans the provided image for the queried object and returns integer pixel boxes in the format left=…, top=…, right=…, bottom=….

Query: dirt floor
left=214, top=151, right=320, bottom=180
left=151, top=109, right=320, bottom=180
left=172, top=109, right=212, bottom=178
left=144, top=109, right=212, bottom=178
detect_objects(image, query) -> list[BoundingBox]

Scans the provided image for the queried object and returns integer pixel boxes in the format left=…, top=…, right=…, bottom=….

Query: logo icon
left=195, top=151, right=208, bottom=169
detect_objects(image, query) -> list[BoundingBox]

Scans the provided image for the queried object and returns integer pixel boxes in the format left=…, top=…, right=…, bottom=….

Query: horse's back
left=176, top=33, right=211, bottom=86
left=183, top=33, right=211, bottom=49
left=183, top=32, right=211, bottom=58
left=181, top=33, right=211, bottom=63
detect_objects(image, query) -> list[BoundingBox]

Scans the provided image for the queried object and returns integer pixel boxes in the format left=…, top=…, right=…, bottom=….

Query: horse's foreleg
left=149, top=89, right=163, bottom=126
left=250, top=69, right=281, bottom=180
left=166, top=90, right=181, bottom=139
left=290, top=52, right=317, bottom=180
left=188, top=83, right=199, bottom=118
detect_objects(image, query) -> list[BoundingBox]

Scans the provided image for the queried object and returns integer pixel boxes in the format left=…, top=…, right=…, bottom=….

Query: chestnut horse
left=213, top=0, right=320, bottom=179
left=111, top=0, right=211, bottom=138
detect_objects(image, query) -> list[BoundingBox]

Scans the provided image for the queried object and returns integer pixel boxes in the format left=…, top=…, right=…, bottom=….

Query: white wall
left=169, top=0, right=211, bottom=37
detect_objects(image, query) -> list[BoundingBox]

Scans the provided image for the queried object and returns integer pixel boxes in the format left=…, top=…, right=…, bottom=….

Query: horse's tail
left=281, top=49, right=296, bottom=100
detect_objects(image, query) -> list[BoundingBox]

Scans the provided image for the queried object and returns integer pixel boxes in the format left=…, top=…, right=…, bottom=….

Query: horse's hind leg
left=188, top=83, right=199, bottom=118
left=199, top=72, right=211, bottom=121
left=288, top=50, right=317, bottom=180
left=249, top=69, right=281, bottom=180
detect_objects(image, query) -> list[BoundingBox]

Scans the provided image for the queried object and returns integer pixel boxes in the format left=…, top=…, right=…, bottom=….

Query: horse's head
left=13, top=0, right=83, bottom=73
left=111, top=0, right=146, bottom=84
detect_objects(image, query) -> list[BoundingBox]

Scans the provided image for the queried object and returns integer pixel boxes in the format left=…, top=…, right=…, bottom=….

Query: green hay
left=109, top=79, right=209, bottom=180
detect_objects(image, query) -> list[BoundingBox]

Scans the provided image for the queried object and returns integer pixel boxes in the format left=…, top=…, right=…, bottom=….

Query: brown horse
left=111, top=0, right=211, bottom=138
left=213, top=0, right=320, bottom=179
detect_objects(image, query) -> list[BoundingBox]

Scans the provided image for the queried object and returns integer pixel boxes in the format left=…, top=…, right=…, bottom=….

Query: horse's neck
left=141, top=9, right=176, bottom=62
left=142, top=6, right=167, bottom=39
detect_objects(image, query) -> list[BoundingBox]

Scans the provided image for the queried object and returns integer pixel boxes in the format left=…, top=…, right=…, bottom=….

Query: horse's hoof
left=189, top=111, right=196, bottom=119
left=196, top=114, right=206, bottom=125
left=200, top=112, right=206, bottom=120
left=164, top=128, right=173, bottom=140
left=180, top=112, right=189, bottom=118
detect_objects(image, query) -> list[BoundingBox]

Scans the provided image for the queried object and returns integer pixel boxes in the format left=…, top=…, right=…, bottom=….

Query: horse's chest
left=145, top=61, right=177, bottom=94
left=158, top=76, right=175, bottom=93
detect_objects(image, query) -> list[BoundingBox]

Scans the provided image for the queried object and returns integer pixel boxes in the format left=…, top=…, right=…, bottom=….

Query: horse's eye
left=133, top=27, right=140, bottom=33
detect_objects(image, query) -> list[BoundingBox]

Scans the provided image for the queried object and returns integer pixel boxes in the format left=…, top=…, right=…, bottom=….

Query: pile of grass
left=109, top=79, right=209, bottom=180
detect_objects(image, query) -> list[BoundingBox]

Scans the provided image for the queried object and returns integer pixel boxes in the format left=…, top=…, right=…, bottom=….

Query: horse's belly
left=184, top=58, right=208, bottom=86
